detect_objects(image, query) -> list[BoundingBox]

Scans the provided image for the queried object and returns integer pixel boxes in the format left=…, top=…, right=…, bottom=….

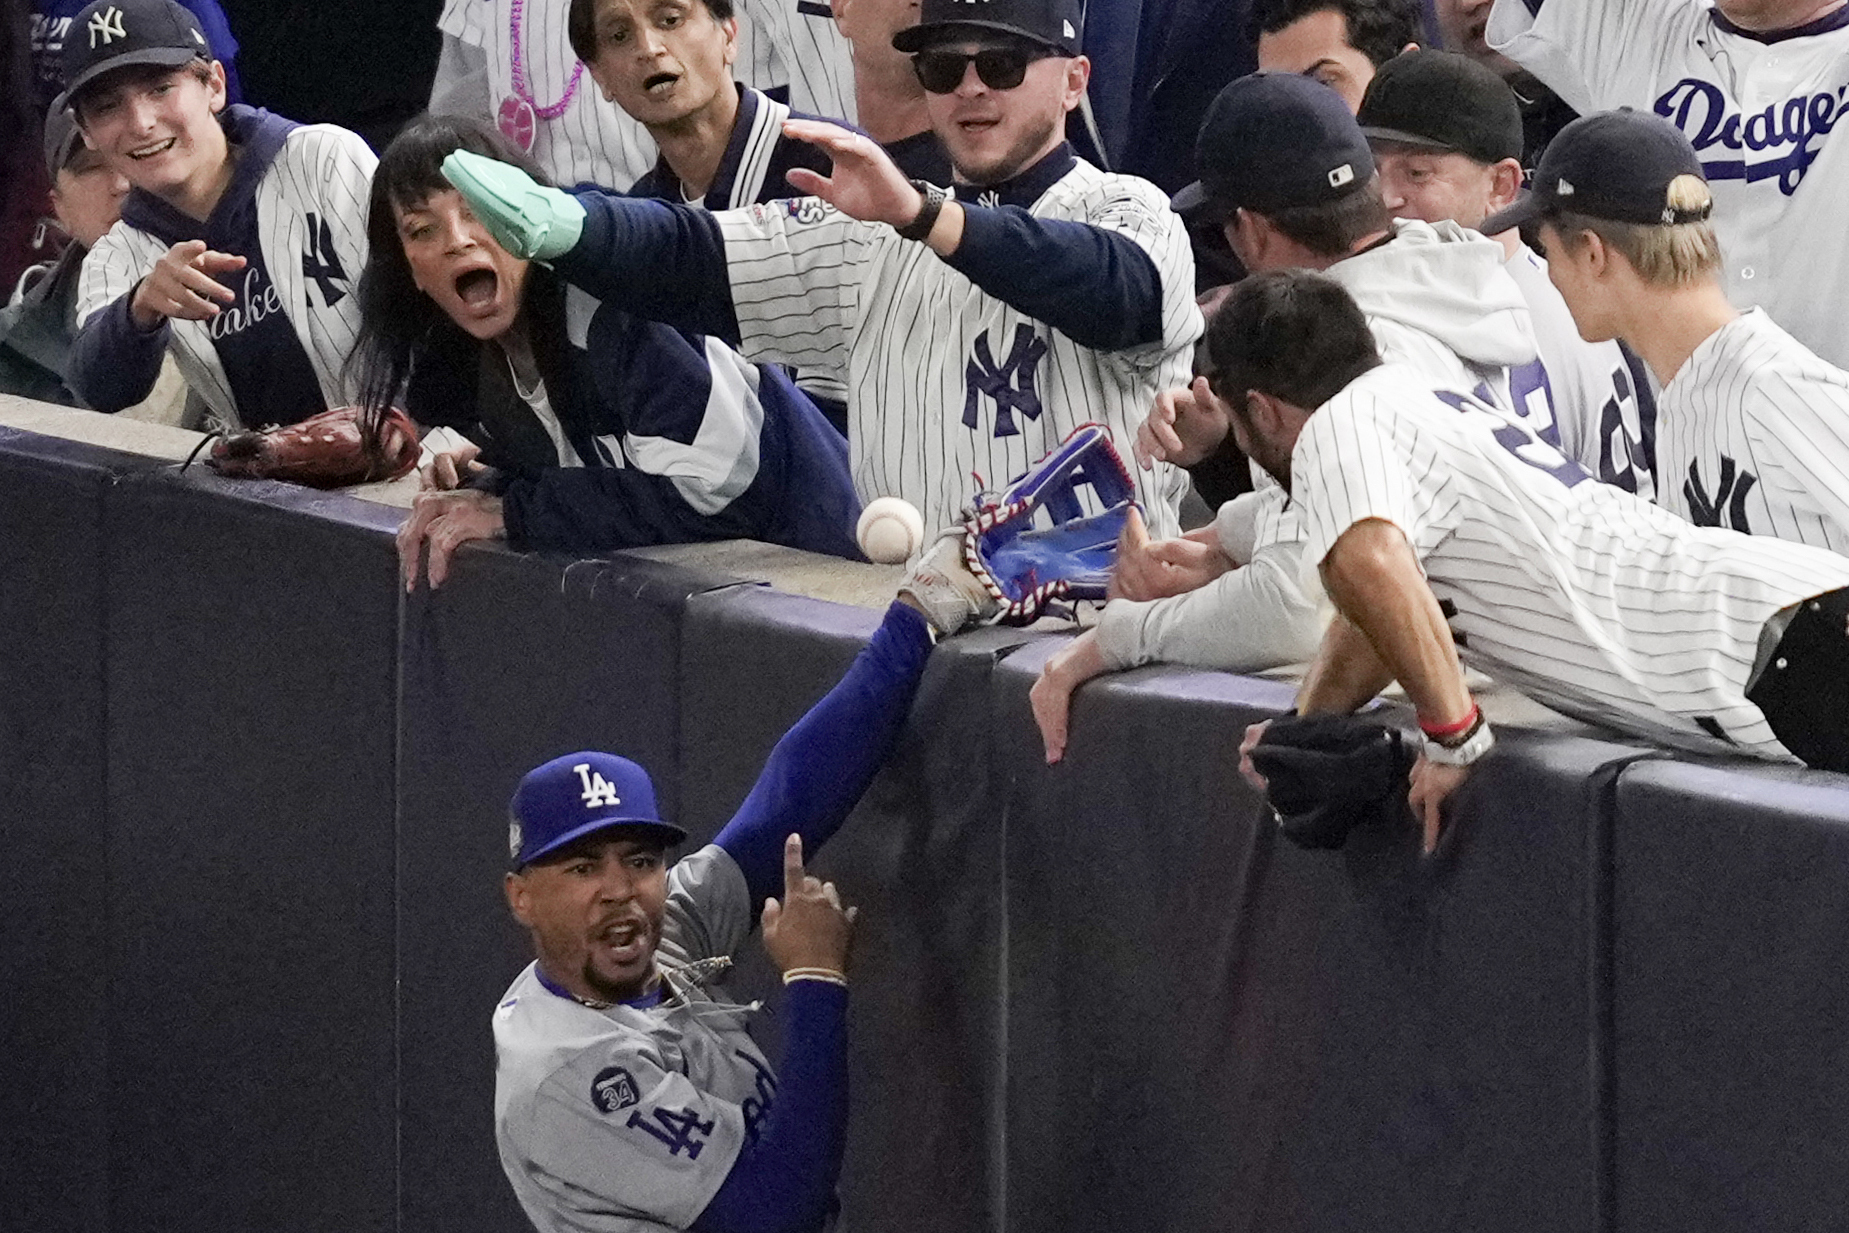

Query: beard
left=949, top=107, right=1062, bottom=186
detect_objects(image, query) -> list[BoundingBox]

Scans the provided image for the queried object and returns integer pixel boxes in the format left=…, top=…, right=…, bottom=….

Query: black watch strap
left=895, top=179, right=948, bottom=242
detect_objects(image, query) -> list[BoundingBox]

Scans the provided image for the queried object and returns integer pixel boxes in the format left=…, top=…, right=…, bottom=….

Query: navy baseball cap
left=1173, top=73, right=1374, bottom=221
left=508, top=751, right=687, bottom=869
left=43, top=105, right=83, bottom=179
left=1357, top=50, right=1522, bottom=166
left=62, top=0, right=211, bottom=103
left=1483, top=109, right=1712, bottom=234
left=892, top=0, right=1083, bottom=55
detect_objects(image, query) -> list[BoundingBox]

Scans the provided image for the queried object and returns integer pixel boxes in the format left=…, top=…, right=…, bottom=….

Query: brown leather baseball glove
left=208, top=406, right=421, bottom=489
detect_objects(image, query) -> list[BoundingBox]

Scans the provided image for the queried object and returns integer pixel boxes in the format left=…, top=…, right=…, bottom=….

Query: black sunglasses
left=912, top=45, right=1057, bottom=94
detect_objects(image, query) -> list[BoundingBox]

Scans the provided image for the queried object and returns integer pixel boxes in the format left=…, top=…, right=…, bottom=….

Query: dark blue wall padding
left=99, top=467, right=403, bottom=1233
left=395, top=547, right=741, bottom=1233
left=1610, top=760, right=1849, bottom=1233
left=0, top=431, right=165, bottom=1233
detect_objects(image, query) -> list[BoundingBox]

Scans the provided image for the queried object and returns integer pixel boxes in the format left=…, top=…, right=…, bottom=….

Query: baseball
left=856, top=497, right=925, bottom=564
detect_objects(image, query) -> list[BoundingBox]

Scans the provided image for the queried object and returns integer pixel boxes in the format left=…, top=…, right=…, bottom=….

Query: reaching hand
left=1239, top=720, right=1272, bottom=792
left=422, top=441, right=485, bottom=491
left=1134, top=377, right=1232, bottom=470
left=782, top=119, right=925, bottom=229
left=761, top=833, right=857, bottom=976
left=1029, top=630, right=1111, bottom=765
left=440, top=149, right=586, bottom=261
left=397, top=487, right=506, bottom=591
left=1107, top=506, right=1234, bottom=601
left=130, top=241, right=245, bottom=328
left=1407, top=754, right=1471, bottom=855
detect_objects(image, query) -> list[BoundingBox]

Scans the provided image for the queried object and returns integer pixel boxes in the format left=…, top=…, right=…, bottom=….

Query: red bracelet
left=1419, top=703, right=1479, bottom=739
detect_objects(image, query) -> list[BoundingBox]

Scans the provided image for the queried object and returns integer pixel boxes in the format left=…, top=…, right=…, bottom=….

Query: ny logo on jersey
left=88, top=5, right=126, bottom=46
left=300, top=214, right=349, bottom=308
left=1684, top=456, right=1758, bottom=533
left=627, top=1106, right=716, bottom=1158
left=591, top=1066, right=641, bottom=1114
left=573, top=763, right=621, bottom=809
left=963, top=324, right=1048, bottom=438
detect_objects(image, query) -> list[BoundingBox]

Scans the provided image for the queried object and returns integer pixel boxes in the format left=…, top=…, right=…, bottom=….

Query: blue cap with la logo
left=508, top=751, right=687, bottom=869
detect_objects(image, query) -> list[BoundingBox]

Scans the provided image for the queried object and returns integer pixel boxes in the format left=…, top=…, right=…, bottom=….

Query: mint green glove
left=440, top=148, right=587, bottom=261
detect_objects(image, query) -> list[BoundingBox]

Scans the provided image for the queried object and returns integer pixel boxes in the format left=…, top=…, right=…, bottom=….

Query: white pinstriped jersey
left=734, top=0, right=857, bottom=124
left=1655, top=308, right=1849, bottom=552
left=1488, top=0, right=1849, bottom=368
left=75, top=124, right=374, bottom=425
left=711, top=161, right=1202, bottom=536
left=439, top=0, right=659, bottom=190
left=1293, top=364, right=1849, bottom=759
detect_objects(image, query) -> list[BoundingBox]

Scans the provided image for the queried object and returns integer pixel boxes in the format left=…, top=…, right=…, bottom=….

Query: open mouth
left=455, top=268, right=498, bottom=310
left=128, top=137, right=177, bottom=161
left=957, top=118, right=1001, bottom=135
left=597, top=918, right=648, bottom=965
left=643, top=71, right=679, bottom=95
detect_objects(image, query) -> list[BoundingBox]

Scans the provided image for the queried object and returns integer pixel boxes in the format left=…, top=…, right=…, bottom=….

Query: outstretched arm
left=714, top=602, right=934, bottom=908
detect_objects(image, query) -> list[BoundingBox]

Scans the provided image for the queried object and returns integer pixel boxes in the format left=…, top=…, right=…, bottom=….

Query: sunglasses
left=911, top=45, right=1057, bottom=94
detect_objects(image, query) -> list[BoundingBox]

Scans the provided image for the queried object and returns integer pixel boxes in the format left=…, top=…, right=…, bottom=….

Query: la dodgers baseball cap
left=508, top=751, right=687, bottom=869
left=1482, top=108, right=1713, bottom=234
left=1357, top=50, right=1523, bottom=167
left=892, top=0, right=1084, bottom=56
left=62, top=0, right=212, bottom=103
left=1172, top=73, right=1374, bottom=222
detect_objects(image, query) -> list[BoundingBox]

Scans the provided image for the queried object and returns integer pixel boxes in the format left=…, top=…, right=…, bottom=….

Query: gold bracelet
left=782, top=967, right=848, bottom=987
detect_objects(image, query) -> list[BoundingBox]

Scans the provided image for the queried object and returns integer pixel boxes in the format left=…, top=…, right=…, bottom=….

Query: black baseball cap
left=62, top=0, right=211, bottom=103
left=892, top=0, right=1083, bottom=55
left=1357, top=50, right=1522, bottom=166
left=508, top=751, right=687, bottom=870
left=1483, top=108, right=1712, bottom=234
left=44, top=104, right=83, bottom=178
left=1173, top=73, right=1374, bottom=221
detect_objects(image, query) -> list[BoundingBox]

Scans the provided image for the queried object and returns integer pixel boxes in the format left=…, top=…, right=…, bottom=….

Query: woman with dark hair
left=352, top=114, right=865, bottom=588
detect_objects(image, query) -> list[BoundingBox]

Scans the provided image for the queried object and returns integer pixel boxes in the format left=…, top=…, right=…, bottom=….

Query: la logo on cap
left=1557, top=178, right=1576, bottom=196
left=88, top=4, right=127, bottom=46
left=574, top=763, right=621, bottom=809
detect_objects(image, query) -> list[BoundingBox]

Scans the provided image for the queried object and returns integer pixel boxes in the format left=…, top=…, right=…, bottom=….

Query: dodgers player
left=1494, top=108, right=1849, bottom=553
left=1486, top=0, right=1849, bottom=370
left=438, top=0, right=1202, bottom=540
left=61, top=0, right=374, bottom=427
left=495, top=551, right=1001, bottom=1233
left=1217, top=271, right=1849, bottom=853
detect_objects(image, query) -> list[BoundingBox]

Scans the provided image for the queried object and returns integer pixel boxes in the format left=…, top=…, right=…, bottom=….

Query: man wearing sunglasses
left=438, top=0, right=1203, bottom=541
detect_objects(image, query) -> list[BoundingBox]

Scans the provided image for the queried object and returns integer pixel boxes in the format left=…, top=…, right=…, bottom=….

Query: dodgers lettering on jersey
left=1655, top=308, right=1849, bottom=552
left=1292, top=363, right=1849, bottom=758
left=1487, top=0, right=1849, bottom=369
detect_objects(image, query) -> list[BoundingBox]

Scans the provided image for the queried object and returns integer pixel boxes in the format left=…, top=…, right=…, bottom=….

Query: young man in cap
left=1485, top=0, right=1849, bottom=371
left=1215, top=269, right=1849, bottom=851
left=1249, top=0, right=1422, bottom=112
left=436, top=0, right=1203, bottom=541
left=1495, top=108, right=1849, bottom=553
left=0, top=102, right=187, bottom=421
left=1359, top=49, right=1657, bottom=497
left=61, top=0, right=377, bottom=427
left=494, top=552, right=1004, bottom=1232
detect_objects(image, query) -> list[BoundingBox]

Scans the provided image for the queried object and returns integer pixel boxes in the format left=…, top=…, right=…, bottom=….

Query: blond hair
left=1550, top=176, right=1722, bottom=287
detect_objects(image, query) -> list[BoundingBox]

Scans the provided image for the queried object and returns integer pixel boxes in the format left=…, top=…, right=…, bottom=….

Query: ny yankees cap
left=1173, top=73, right=1374, bottom=221
left=1483, top=109, right=1713, bottom=234
left=1357, top=50, right=1523, bottom=167
left=62, top=0, right=212, bottom=103
left=508, top=751, right=687, bottom=869
left=892, top=0, right=1084, bottom=56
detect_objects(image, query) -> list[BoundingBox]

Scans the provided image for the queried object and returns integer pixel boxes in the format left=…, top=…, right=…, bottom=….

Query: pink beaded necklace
left=497, top=0, right=586, bottom=153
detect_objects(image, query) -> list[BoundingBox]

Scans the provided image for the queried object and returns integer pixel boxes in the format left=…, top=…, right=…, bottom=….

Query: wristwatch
left=1421, top=707, right=1495, bottom=766
left=895, top=179, right=948, bottom=242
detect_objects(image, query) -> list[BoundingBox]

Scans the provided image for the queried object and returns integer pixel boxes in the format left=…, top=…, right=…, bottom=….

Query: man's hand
left=1134, top=376, right=1231, bottom=470
left=783, top=119, right=928, bottom=229
left=421, top=441, right=485, bottom=490
left=1239, top=719, right=1272, bottom=791
left=129, top=241, right=245, bottom=328
left=761, top=833, right=857, bottom=975
left=397, top=488, right=506, bottom=591
left=1407, top=753, right=1471, bottom=855
left=1029, top=630, right=1111, bottom=765
left=1107, top=506, right=1233, bottom=601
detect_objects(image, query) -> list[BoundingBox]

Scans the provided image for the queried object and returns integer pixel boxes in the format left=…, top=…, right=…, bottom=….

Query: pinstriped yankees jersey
left=734, top=0, right=857, bottom=125
left=711, top=156, right=1201, bottom=537
left=1488, top=0, right=1849, bottom=369
left=74, top=114, right=373, bottom=426
left=1292, top=363, right=1849, bottom=759
left=439, top=0, right=659, bottom=190
left=1655, top=309, right=1849, bottom=552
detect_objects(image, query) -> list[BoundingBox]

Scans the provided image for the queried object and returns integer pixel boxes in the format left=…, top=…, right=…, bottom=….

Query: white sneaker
left=898, top=528, right=999, bottom=635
